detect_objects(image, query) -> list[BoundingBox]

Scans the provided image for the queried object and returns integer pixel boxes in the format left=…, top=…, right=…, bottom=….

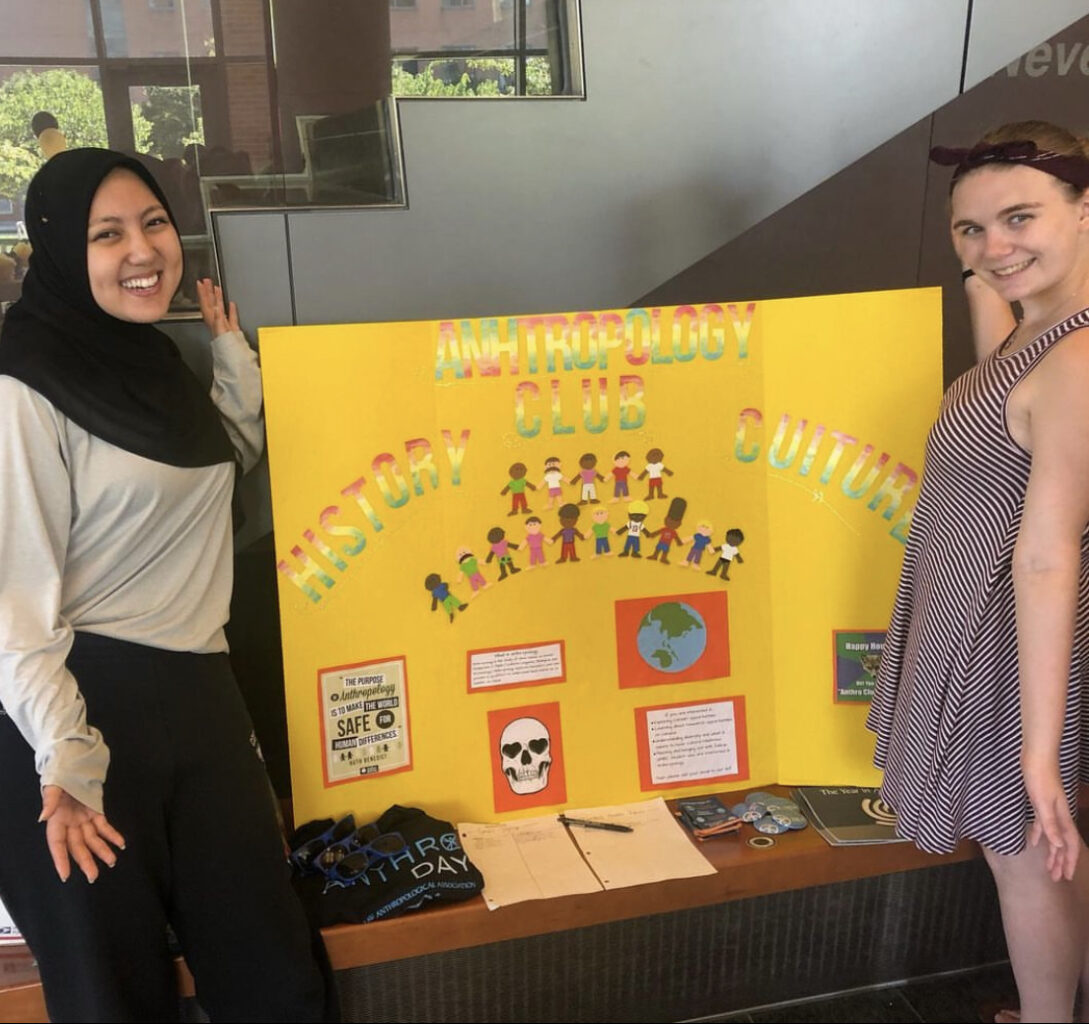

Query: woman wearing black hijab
left=0, top=150, right=327, bottom=1022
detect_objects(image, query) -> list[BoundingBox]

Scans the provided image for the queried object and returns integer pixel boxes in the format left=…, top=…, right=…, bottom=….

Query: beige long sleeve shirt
left=0, top=330, right=263, bottom=813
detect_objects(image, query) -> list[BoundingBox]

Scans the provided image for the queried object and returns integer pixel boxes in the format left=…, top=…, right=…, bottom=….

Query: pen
left=558, top=815, right=634, bottom=833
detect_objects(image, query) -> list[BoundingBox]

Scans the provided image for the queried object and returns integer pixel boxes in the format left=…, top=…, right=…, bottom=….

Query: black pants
left=0, top=633, right=328, bottom=1023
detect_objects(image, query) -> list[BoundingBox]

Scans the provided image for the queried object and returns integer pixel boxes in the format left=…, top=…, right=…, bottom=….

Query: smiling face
left=951, top=164, right=1089, bottom=312
left=86, top=168, right=182, bottom=322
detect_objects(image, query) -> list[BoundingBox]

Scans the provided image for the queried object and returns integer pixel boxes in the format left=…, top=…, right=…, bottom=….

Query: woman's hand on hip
left=196, top=277, right=240, bottom=340
left=39, top=785, right=126, bottom=884
left=1023, top=758, right=1080, bottom=882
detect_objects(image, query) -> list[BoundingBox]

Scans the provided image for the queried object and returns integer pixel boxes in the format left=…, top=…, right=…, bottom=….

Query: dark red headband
left=929, top=139, right=1089, bottom=191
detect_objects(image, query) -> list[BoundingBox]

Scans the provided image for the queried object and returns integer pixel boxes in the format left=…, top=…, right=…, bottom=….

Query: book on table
left=791, top=786, right=906, bottom=846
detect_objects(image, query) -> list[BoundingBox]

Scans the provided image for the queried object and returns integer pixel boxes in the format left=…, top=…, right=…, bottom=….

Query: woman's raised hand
left=40, top=785, right=126, bottom=883
left=196, top=277, right=240, bottom=340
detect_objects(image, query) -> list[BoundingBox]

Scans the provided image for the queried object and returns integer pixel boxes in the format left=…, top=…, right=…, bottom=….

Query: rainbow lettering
left=276, top=429, right=471, bottom=603
left=735, top=410, right=918, bottom=542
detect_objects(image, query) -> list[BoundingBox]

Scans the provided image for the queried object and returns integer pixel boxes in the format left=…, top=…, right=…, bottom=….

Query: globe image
left=636, top=601, right=707, bottom=673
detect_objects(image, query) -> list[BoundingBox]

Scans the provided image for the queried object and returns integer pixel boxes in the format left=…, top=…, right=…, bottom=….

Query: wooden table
left=0, top=785, right=982, bottom=1022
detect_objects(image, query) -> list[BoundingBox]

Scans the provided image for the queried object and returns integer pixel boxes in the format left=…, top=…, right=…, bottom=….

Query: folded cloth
left=292, top=805, right=484, bottom=926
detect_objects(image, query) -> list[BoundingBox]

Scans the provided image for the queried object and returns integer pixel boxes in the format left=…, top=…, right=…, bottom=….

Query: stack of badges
left=730, top=791, right=809, bottom=839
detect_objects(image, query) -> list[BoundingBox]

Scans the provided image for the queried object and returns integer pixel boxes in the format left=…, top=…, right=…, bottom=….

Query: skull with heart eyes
left=499, top=716, right=552, bottom=795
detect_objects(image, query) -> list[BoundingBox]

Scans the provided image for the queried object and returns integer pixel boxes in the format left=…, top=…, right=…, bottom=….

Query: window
left=99, top=0, right=214, bottom=58
left=0, top=0, right=582, bottom=319
left=0, top=62, right=106, bottom=286
left=392, top=0, right=582, bottom=97
left=0, top=0, right=96, bottom=58
left=128, top=84, right=204, bottom=161
left=0, top=1, right=410, bottom=317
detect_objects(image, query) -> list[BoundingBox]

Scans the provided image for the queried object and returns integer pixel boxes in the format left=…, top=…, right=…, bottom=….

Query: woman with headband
left=0, top=150, right=328, bottom=1021
left=868, top=121, right=1089, bottom=1023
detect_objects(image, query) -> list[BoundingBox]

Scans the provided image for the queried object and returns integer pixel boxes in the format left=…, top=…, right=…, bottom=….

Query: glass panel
left=526, top=0, right=552, bottom=48
left=220, top=60, right=277, bottom=175
left=129, top=83, right=204, bottom=160
left=0, top=65, right=106, bottom=308
left=219, top=0, right=268, bottom=57
left=258, top=1, right=402, bottom=207
left=0, top=64, right=106, bottom=206
left=99, top=0, right=215, bottom=58
left=391, top=0, right=582, bottom=97
left=293, top=103, right=404, bottom=205
left=526, top=54, right=551, bottom=96
left=0, top=1, right=96, bottom=59
left=528, top=0, right=583, bottom=97
left=392, top=55, right=516, bottom=96
left=391, top=0, right=516, bottom=54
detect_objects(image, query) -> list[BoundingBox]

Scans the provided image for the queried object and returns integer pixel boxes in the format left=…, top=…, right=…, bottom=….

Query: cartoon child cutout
left=523, top=516, right=550, bottom=568
left=456, top=546, right=491, bottom=596
left=610, top=450, right=632, bottom=503
left=486, top=526, right=522, bottom=580
left=540, top=456, right=564, bottom=510
left=637, top=447, right=673, bottom=500
left=647, top=497, right=687, bottom=564
left=683, top=520, right=714, bottom=569
left=616, top=500, right=650, bottom=558
left=551, top=503, right=585, bottom=563
left=706, top=528, right=745, bottom=580
left=425, top=573, right=468, bottom=622
left=501, top=462, right=536, bottom=516
left=570, top=452, right=605, bottom=505
left=589, top=507, right=613, bottom=559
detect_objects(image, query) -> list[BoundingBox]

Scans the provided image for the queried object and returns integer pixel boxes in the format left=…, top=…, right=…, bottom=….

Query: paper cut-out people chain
left=426, top=446, right=749, bottom=620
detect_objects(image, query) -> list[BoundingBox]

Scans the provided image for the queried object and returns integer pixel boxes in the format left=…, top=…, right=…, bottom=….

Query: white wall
left=206, top=0, right=1085, bottom=333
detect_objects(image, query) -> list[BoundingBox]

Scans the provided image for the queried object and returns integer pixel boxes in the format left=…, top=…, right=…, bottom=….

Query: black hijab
left=0, top=148, right=235, bottom=468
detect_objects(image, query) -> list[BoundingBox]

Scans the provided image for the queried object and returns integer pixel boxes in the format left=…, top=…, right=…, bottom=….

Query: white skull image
left=499, top=717, right=552, bottom=795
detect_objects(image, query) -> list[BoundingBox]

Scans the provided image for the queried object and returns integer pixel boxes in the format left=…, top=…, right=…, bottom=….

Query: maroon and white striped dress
left=867, top=310, right=1089, bottom=855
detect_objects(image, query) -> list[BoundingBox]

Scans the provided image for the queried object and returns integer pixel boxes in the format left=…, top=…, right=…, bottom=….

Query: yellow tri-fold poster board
left=260, top=288, right=942, bottom=825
